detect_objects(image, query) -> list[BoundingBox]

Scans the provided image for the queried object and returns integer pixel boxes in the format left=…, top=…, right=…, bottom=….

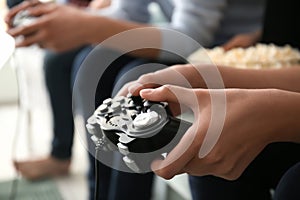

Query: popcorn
left=188, top=44, right=300, bottom=69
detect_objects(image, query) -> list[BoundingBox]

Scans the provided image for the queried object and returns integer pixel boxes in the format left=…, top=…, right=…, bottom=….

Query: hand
left=88, top=0, right=111, bottom=10
left=140, top=86, right=294, bottom=180
left=6, top=4, right=90, bottom=52
left=222, top=30, right=261, bottom=51
left=5, top=0, right=41, bottom=29
left=117, top=64, right=222, bottom=96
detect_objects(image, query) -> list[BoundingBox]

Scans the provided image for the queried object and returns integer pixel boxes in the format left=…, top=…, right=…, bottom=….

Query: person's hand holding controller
left=137, top=85, right=300, bottom=180
left=5, top=2, right=92, bottom=52
left=5, top=0, right=41, bottom=28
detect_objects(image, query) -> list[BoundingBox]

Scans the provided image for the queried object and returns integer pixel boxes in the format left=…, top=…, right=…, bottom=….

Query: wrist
left=266, top=89, right=300, bottom=143
left=80, top=13, right=104, bottom=44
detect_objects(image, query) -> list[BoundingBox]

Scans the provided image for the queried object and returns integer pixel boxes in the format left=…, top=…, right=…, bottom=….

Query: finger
left=128, top=82, right=160, bottom=96
left=128, top=66, right=195, bottom=95
left=140, top=85, right=198, bottom=109
left=180, top=156, right=214, bottom=177
left=5, top=0, right=40, bottom=26
left=15, top=31, right=44, bottom=47
left=7, top=17, right=45, bottom=38
left=26, top=3, right=57, bottom=17
left=115, top=81, right=136, bottom=97
left=222, top=39, right=239, bottom=51
left=151, top=124, right=201, bottom=179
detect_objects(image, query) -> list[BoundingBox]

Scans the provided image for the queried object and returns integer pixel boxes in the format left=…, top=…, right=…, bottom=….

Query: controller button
left=114, top=96, right=125, bottom=103
left=121, top=108, right=127, bottom=114
left=131, top=113, right=137, bottom=120
left=86, top=124, right=95, bottom=134
left=143, top=101, right=153, bottom=107
left=123, top=156, right=141, bottom=173
left=111, top=102, right=121, bottom=111
left=98, top=104, right=108, bottom=113
left=103, top=98, right=113, bottom=105
left=126, top=100, right=135, bottom=108
left=118, top=143, right=129, bottom=155
left=133, top=111, right=159, bottom=129
left=121, top=124, right=128, bottom=130
left=136, top=106, right=142, bottom=111
left=87, top=116, right=97, bottom=125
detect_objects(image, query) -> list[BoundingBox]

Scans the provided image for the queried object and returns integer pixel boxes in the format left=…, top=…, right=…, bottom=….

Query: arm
left=216, top=65, right=300, bottom=92
left=139, top=85, right=300, bottom=180
left=222, top=30, right=262, bottom=51
left=117, top=64, right=300, bottom=96
left=5, top=0, right=226, bottom=58
left=95, top=0, right=227, bottom=58
left=5, top=3, right=161, bottom=56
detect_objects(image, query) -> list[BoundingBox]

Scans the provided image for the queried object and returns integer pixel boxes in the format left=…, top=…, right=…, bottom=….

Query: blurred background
left=0, top=0, right=191, bottom=199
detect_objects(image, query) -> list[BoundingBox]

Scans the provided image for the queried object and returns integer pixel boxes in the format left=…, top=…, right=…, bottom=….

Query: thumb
left=27, top=3, right=56, bottom=17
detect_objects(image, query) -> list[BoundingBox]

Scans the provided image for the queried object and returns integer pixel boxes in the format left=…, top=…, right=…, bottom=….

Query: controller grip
left=123, top=118, right=192, bottom=172
left=128, top=117, right=192, bottom=153
left=160, top=116, right=192, bottom=152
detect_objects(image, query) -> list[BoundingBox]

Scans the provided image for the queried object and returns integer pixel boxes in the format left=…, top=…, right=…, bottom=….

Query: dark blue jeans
left=189, top=142, right=300, bottom=200
left=44, top=47, right=84, bottom=160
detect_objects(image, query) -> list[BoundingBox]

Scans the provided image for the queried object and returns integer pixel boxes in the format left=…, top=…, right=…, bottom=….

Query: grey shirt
left=94, top=0, right=265, bottom=59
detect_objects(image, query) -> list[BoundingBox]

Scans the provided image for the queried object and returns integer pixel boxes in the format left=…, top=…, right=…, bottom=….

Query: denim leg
left=109, top=170, right=154, bottom=200
left=43, top=48, right=83, bottom=160
left=189, top=142, right=300, bottom=200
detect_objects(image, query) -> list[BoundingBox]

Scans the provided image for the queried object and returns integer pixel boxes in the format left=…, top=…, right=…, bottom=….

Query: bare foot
left=14, top=156, right=71, bottom=180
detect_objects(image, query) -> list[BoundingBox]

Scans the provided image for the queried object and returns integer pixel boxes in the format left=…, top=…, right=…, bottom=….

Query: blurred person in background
left=6, top=0, right=112, bottom=182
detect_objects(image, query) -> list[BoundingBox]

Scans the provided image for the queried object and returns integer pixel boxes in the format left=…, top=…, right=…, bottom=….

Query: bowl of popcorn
left=188, top=44, right=300, bottom=69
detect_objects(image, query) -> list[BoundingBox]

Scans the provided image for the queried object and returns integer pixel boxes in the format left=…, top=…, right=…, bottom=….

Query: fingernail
left=140, top=89, right=153, bottom=95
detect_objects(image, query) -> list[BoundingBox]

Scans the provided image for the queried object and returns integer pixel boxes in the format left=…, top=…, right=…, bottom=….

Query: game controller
left=86, top=95, right=192, bottom=173
left=12, top=10, right=37, bottom=27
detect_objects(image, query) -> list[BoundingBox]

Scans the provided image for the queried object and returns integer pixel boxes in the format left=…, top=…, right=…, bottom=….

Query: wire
left=94, top=145, right=100, bottom=200
left=94, top=146, right=101, bottom=200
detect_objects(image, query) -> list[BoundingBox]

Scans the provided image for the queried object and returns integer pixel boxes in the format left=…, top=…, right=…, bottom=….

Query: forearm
left=268, top=89, right=300, bottom=143
left=170, top=65, right=300, bottom=92
left=81, top=14, right=161, bottom=59
left=219, top=66, right=300, bottom=92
